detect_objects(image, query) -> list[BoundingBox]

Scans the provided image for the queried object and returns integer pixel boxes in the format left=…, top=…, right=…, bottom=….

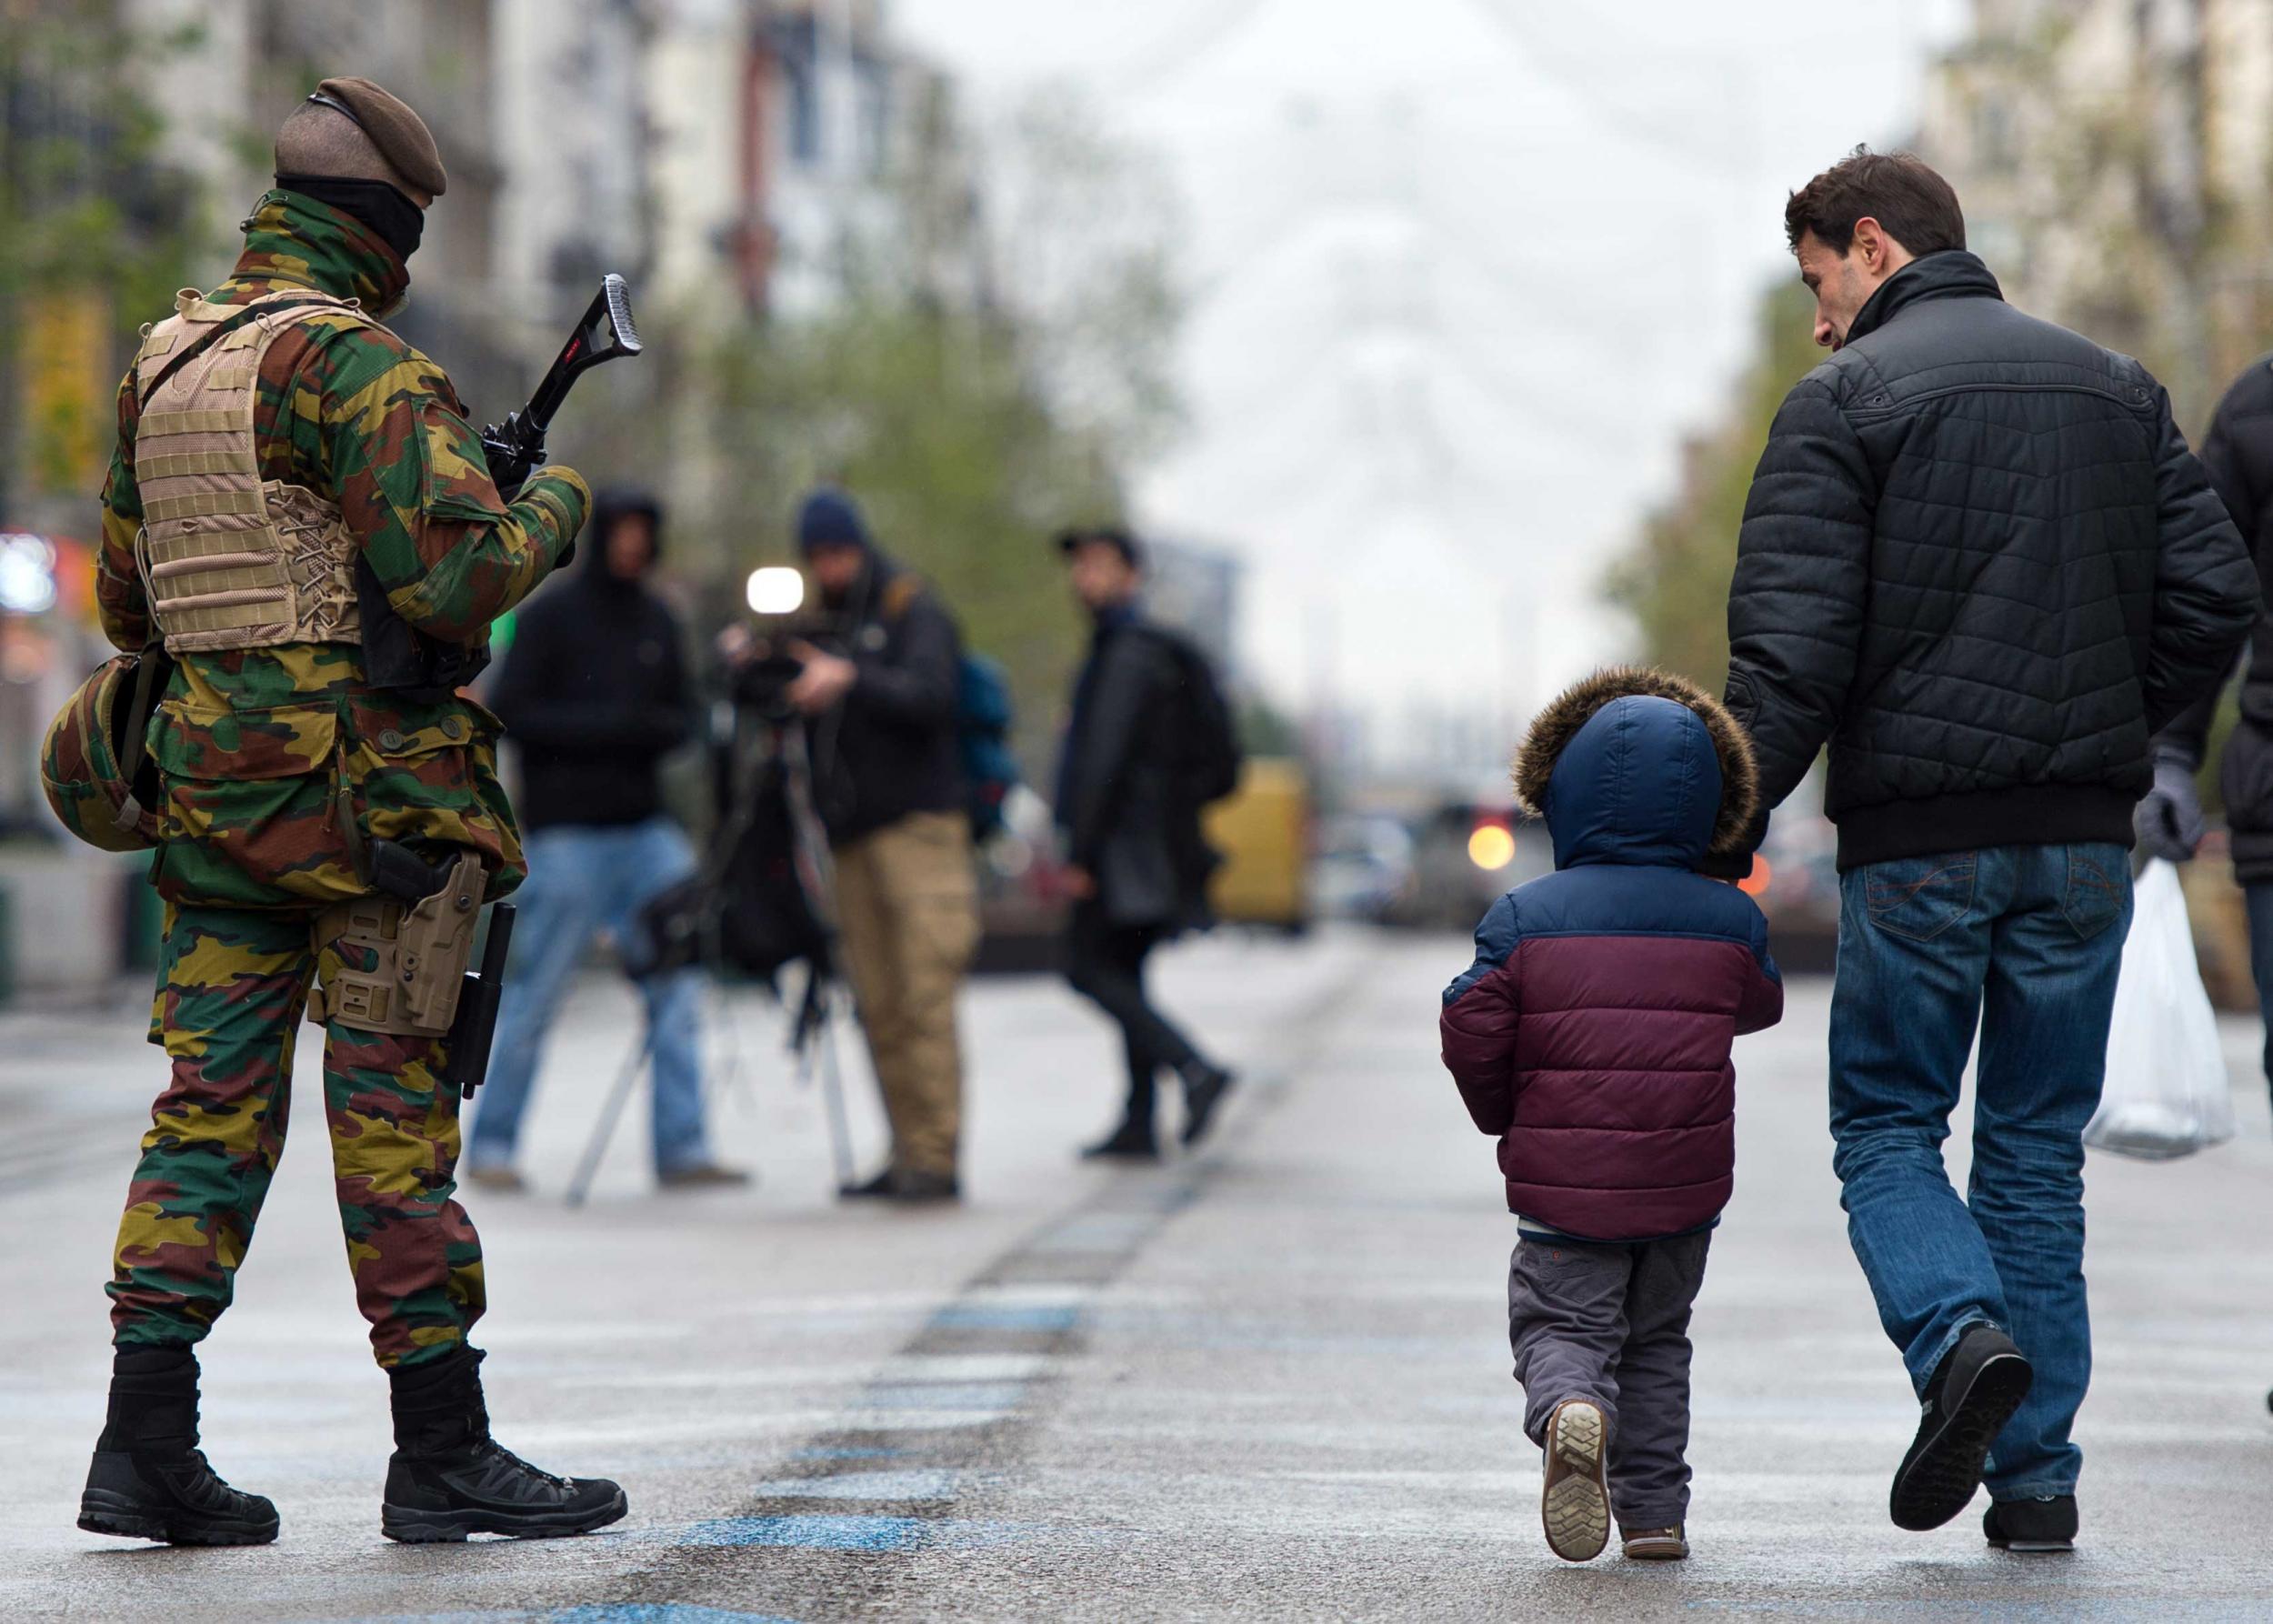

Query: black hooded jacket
left=1724, top=250, right=2258, bottom=870
left=2159, top=355, right=2273, bottom=881
left=489, top=489, right=692, bottom=833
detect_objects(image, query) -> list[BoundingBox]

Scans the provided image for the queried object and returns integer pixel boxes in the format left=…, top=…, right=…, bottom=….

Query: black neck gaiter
left=274, top=174, right=426, bottom=264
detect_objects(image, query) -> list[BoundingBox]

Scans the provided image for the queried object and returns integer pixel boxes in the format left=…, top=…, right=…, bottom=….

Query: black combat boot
left=78, top=1347, right=280, bottom=1546
left=380, top=1346, right=627, bottom=1542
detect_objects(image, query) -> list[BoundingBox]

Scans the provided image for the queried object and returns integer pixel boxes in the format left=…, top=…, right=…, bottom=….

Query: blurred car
left=1379, top=801, right=1553, bottom=932
left=1312, top=813, right=1416, bottom=922
left=1205, top=756, right=1313, bottom=933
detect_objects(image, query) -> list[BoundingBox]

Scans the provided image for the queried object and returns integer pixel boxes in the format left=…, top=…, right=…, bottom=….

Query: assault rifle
left=478, top=272, right=644, bottom=501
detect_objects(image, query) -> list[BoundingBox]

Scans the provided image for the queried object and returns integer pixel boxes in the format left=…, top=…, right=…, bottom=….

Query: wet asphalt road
left=4, top=925, right=2272, bottom=1621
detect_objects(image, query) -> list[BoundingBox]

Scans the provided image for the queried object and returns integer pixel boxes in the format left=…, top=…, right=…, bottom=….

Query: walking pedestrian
left=60, top=79, right=624, bottom=1546
left=1441, top=668, right=1784, bottom=1565
left=1053, top=527, right=1239, bottom=1158
left=786, top=487, right=980, bottom=1204
left=1722, top=147, right=2257, bottom=1551
left=2138, top=354, right=2273, bottom=1112
left=466, top=488, right=746, bottom=1191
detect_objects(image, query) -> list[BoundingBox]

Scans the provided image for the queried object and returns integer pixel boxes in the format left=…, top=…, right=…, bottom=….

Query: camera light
left=746, top=566, right=806, bottom=615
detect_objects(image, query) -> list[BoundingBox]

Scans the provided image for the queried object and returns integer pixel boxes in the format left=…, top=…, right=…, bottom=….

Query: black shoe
left=1180, top=1065, right=1236, bottom=1147
left=1984, top=1494, right=2078, bottom=1553
left=838, top=1168, right=897, bottom=1200
left=78, top=1348, right=278, bottom=1546
left=891, top=1169, right=961, bottom=1204
left=1081, top=1122, right=1161, bottom=1161
left=1890, top=1325, right=2033, bottom=1532
left=381, top=1348, right=626, bottom=1543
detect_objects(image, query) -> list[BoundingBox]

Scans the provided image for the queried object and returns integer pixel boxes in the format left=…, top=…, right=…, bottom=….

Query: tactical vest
left=130, top=287, right=367, bottom=654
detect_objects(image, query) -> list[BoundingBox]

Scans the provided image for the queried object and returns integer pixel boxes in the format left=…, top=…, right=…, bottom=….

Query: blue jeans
left=1829, top=842, right=2131, bottom=1501
left=466, top=817, right=713, bottom=1175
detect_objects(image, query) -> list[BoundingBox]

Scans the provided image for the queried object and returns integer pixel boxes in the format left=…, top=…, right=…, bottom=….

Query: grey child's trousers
left=1507, top=1230, right=1711, bottom=1529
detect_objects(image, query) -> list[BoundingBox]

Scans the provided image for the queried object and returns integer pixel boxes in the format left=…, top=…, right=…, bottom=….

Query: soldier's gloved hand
left=2135, top=752, right=2207, bottom=863
left=520, top=464, right=591, bottom=570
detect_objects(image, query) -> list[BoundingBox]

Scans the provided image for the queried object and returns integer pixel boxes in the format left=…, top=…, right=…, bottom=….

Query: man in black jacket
left=467, top=490, right=745, bottom=1190
left=1054, top=528, right=1236, bottom=1160
left=1722, top=149, right=2256, bottom=1550
left=2138, top=356, right=2273, bottom=1107
left=786, top=487, right=978, bottom=1204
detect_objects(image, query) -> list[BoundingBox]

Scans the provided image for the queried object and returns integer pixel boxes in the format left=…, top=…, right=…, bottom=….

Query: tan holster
left=312, top=853, right=486, bottom=1036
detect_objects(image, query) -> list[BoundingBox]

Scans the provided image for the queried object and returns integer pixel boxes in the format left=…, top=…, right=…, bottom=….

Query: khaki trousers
left=832, top=812, right=980, bottom=1177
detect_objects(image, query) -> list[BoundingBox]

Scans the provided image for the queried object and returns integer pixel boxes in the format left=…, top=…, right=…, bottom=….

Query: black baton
left=442, top=903, right=516, bottom=1098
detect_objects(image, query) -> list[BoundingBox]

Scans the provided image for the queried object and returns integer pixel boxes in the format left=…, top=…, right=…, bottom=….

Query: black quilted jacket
left=1724, top=250, right=2257, bottom=871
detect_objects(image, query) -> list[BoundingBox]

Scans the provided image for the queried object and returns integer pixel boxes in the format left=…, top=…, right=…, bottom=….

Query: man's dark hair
left=1785, top=146, right=1965, bottom=257
left=1056, top=526, right=1143, bottom=569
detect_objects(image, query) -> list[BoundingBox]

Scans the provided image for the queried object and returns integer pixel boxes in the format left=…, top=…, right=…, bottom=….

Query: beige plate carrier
left=131, top=288, right=368, bottom=654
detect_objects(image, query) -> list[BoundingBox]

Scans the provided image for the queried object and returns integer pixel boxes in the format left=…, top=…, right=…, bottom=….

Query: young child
left=1439, top=667, right=1783, bottom=1564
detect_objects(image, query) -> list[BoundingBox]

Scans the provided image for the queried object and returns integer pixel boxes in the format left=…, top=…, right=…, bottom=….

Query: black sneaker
left=381, top=1348, right=626, bottom=1543
left=837, top=1168, right=897, bottom=1200
left=1180, top=1065, right=1236, bottom=1146
left=1080, top=1122, right=1161, bottom=1161
left=1889, top=1325, right=2033, bottom=1531
left=1984, top=1494, right=2077, bottom=1553
left=77, top=1347, right=278, bottom=1548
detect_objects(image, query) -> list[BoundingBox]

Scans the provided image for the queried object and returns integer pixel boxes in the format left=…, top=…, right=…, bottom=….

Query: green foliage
left=1604, top=280, right=1822, bottom=686
left=0, top=1, right=206, bottom=506
left=612, top=90, right=1184, bottom=774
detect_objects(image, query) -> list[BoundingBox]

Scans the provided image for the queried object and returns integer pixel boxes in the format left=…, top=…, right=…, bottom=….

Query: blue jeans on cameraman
left=467, top=817, right=713, bottom=1175
left=1829, top=842, right=2131, bottom=1502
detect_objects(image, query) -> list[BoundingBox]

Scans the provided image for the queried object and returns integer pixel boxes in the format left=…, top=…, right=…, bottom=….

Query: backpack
left=1146, top=627, right=1243, bottom=809
left=957, top=653, right=1019, bottom=841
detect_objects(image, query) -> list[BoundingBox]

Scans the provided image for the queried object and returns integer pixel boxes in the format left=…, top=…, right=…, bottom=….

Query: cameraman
left=785, top=487, right=978, bottom=1205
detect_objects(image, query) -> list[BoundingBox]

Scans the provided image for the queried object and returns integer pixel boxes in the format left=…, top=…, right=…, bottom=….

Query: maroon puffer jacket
left=1439, top=670, right=1784, bottom=1241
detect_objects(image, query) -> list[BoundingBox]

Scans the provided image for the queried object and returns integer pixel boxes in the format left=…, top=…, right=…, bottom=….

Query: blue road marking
left=675, top=1515, right=1053, bottom=1552
left=926, top=1304, right=1076, bottom=1332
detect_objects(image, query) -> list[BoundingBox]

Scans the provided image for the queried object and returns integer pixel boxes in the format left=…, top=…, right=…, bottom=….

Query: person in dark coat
left=1441, top=667, right=1782, bottom=1565
left=784, top=486, right=979, bottom=1204
left=2139, top=354, right=2273, bottom=1107
left=1722, top=148, right=2257, bottom=1552
left=467, top=489, right=745, bottom=1190
left=1055, top=527, right=1235, bottom=1160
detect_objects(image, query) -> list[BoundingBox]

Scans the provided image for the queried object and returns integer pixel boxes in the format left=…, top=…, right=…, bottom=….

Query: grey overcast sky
left=895, top=0, right=1972, bottom=749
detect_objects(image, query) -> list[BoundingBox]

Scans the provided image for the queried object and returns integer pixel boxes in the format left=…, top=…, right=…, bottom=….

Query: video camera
left=725, top=565, right=846, bottom=717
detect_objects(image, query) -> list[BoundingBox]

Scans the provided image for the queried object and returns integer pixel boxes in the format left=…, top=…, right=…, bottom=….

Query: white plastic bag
left=2088, top=859, right=2237, bottom=1160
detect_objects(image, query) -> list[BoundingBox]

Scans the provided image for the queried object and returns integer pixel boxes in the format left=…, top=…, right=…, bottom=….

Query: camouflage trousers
left=107, top=900, right=486, bottom=1368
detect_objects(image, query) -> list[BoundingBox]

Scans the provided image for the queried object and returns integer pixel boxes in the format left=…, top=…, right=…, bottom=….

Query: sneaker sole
left=1542, top=1403, right=1610, bottom=1562
left=381, top=1487, right=628, bottom=1544
left=1890, top=1351, right=2033, bottom=1531
left=1991, top=1538, right=2075, bottom=1555
left=79, top=1489, right=278, bottom=1547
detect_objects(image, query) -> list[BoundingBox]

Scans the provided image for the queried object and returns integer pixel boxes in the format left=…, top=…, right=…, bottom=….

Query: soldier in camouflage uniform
left=75, top=78, right=626, bottom=1547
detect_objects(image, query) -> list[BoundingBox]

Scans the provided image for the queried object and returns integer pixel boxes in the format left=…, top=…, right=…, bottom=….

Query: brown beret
left=312, top=76, right=447, bottom=198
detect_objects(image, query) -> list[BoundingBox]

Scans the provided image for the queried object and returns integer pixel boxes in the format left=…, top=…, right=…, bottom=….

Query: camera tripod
left=560, top=701, right=855, bottom=1207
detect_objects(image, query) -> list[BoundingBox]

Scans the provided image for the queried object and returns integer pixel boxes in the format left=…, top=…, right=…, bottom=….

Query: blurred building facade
left=1921, top=0, right=2273, bottom=426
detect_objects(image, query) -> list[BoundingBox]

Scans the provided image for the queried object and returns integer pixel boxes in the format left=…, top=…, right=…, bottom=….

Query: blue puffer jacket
left=1440, top=668, right=1784, bottom=1242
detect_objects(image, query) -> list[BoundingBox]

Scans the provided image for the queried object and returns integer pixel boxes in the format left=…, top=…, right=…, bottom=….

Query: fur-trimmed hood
left=1514, top=667, right=1758, bottom=868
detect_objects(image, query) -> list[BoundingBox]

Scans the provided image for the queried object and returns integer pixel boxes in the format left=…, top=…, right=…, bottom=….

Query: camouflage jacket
left=97, top=189, right=588, bottom=909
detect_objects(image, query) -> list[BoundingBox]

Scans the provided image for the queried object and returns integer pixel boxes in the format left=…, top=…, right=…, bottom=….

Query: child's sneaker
left=1540, top=1398, right=1610, bottom=1561
left=1620, top=1524, right=1688, bottom=1561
